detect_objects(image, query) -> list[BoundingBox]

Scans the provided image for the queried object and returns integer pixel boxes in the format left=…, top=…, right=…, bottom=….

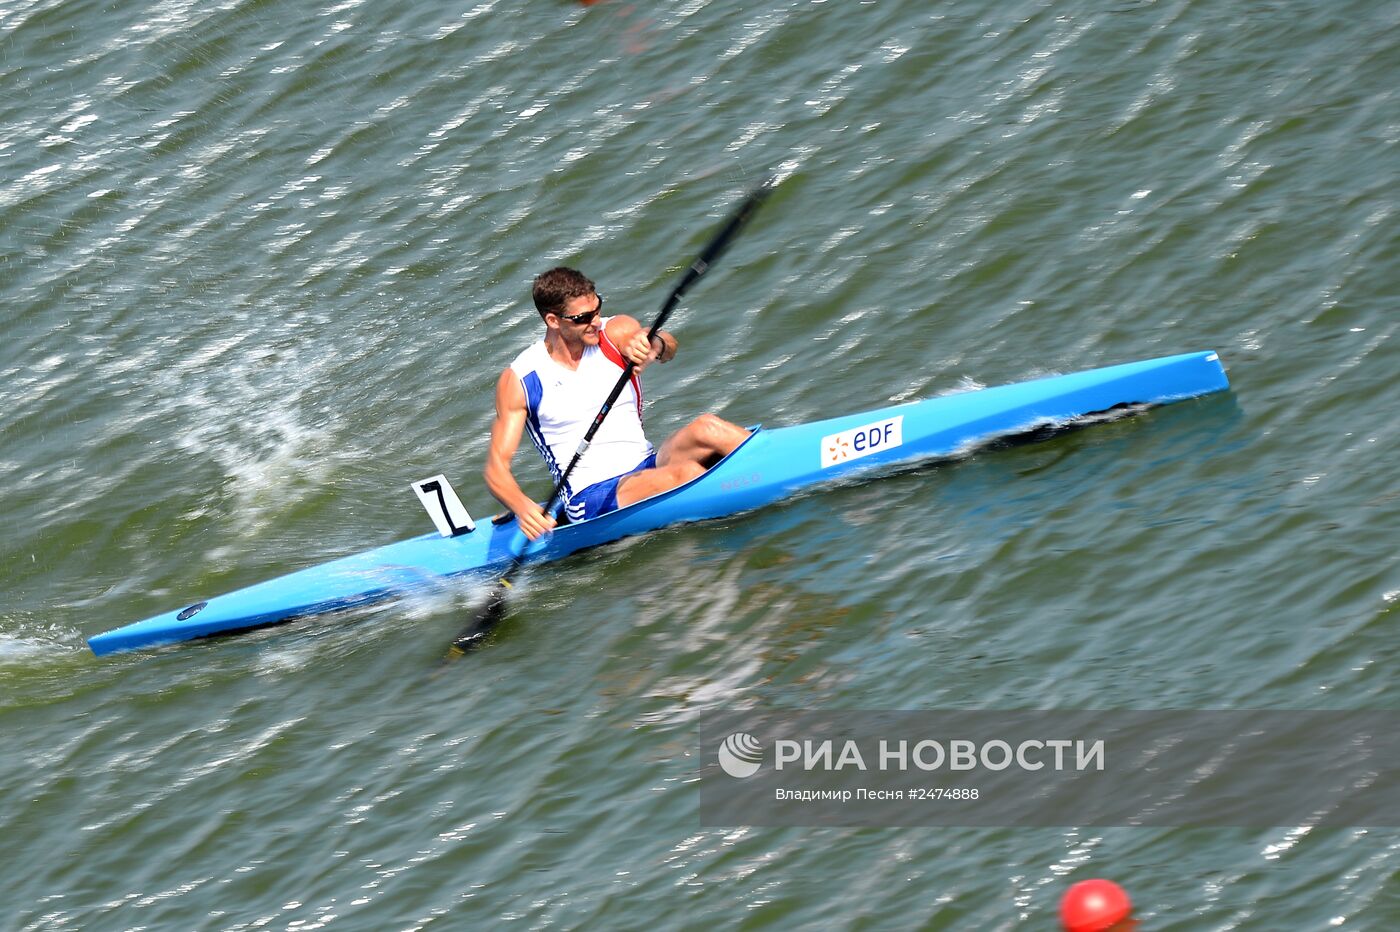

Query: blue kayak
left=88, top=350, right=1229, bottom=655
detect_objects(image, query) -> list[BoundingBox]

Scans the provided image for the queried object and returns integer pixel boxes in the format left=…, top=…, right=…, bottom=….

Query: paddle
left=446, top=176, right=777, bottom=658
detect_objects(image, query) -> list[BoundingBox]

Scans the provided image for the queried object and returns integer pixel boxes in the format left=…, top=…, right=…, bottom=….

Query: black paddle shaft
left=447, top=177, right=776, bottom=656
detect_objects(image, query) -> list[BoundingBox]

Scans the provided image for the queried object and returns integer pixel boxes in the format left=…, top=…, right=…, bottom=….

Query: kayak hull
left=88, top=351, right=1228, bottom=655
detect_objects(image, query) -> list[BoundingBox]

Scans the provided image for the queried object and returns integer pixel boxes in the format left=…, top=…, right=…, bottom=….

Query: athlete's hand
left=622, top=329, right=662, bottom=368
left=515, top=504, right=557, bottom=541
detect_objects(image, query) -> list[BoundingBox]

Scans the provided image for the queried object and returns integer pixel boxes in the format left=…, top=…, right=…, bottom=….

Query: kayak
left=88, top=350, right=1229, bottom=655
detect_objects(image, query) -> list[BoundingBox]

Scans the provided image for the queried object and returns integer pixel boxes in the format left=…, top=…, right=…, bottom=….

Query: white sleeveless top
left=509, top=317, right=654, bottom=504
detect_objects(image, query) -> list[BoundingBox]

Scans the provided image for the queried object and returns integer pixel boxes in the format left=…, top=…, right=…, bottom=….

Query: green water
left=3, top=0, right=1396, bottom=928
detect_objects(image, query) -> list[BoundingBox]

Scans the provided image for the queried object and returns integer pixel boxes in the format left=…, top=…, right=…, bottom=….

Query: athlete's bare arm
left=484, top=368, right=557, bottom=541
left=605, top=315, right=675, bottom=367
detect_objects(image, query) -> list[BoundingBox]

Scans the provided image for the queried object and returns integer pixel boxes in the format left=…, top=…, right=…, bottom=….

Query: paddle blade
left=446, top=583, right=512, bottom=658
left=696, top=174, right=777, bottom=268
left=666, top=175, right=778, bottom=304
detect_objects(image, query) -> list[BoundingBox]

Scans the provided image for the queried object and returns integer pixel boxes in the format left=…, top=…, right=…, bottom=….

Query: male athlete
left=485, top=267, right=750, bottom=540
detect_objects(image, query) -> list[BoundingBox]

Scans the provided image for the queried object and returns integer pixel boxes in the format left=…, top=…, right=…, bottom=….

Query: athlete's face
left=553, top=293, right=603, bottom=344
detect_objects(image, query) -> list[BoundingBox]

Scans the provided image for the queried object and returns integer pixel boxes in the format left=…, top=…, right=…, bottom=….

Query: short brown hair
left=532, top=267, right=596, bottom=318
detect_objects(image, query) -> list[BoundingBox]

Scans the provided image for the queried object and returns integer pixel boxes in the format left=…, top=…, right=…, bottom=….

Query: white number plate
left=412, top=474, right=475, bottom=537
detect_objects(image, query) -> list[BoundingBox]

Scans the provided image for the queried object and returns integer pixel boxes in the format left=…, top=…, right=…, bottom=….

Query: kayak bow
left=88, top=350, right=1229, bottom=655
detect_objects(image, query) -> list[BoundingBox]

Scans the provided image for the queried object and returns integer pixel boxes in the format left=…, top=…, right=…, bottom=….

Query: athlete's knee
left=688, top=412, right=722, bottom=434
left=689, top=413, right=742, bottom=447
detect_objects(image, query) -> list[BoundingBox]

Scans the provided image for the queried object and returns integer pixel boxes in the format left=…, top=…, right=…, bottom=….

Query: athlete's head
left=532, top=267, right=597, bottom=320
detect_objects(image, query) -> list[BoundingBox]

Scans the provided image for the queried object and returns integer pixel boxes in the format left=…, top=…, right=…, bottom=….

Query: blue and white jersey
left=509, top=317, right=654, bottom=514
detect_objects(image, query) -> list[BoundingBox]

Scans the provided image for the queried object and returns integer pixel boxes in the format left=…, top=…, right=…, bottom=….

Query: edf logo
left=820, top=416, right=905, bottom=468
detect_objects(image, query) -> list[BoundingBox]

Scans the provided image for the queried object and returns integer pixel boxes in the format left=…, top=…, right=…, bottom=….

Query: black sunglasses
left=557, top=295, right=603, bottom=325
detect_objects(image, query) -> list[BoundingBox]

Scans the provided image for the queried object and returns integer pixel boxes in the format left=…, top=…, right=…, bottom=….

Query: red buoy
left=1060, top=879, right=1132, bottom=932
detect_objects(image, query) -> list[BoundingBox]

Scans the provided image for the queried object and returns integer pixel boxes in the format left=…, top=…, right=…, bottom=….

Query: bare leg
left=615, top=414, right=750, bottom=507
